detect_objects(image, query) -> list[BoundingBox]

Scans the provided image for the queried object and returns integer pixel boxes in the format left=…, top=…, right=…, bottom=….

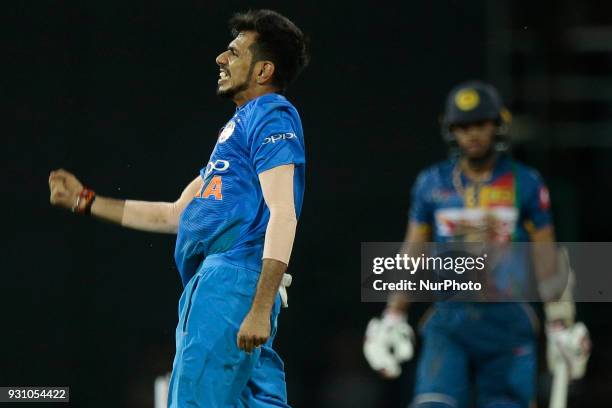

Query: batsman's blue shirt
left=174, top=93, right=306, bottom=285
left=409, top=154, right=552, bottom=298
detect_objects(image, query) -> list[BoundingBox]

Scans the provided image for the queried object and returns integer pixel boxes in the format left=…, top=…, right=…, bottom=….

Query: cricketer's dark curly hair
left=229, top=9, right=309, bottom=91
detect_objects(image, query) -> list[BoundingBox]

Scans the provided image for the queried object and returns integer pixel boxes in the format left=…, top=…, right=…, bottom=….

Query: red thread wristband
left=72, top=188, right=96, bottom=215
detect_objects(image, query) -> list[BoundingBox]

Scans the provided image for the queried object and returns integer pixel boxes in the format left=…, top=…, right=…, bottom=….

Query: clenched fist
left=237, top=310, right=271, bottom=353
left=48, top=169, right=84, bottom=211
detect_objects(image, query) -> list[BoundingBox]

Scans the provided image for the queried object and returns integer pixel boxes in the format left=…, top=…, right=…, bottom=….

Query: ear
left=255, top=61, right=275, bottom=85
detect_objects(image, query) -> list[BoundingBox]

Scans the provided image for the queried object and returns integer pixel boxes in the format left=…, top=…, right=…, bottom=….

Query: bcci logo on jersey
left=218, top=120, right=236, bottom=143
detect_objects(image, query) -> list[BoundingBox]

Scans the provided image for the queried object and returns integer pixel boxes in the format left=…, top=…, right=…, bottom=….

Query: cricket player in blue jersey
left=364, top=81, right=590, bottom=408
left=49, top=9, right=309, bottom=407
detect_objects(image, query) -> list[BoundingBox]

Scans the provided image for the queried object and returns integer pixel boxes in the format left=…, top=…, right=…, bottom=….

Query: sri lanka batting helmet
left=441, top=80, right=512, bottom=152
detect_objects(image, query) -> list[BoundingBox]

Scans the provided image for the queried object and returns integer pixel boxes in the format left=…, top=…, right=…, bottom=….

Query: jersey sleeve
left=409, top=170, right=434, bottom=225
left=520, top=169, right=553, bottom=230
left=248, top=107, right=305, bottom=175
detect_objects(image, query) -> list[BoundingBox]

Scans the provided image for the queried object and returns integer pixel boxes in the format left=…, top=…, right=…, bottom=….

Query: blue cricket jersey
left=174, top=93, right=306, bottom=285
left=409, top=154, right=553, bottom=298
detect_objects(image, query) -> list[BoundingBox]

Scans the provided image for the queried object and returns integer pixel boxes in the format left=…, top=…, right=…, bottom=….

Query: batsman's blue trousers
left=412, top=303, right=538, bottom=408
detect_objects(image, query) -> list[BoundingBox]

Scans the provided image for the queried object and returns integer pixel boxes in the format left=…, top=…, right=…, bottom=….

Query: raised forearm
left=50, top=169, right=201, bottom=234
left=90, top=196, right=125, bottom=225
left=90, top=197, right=179, bottom=234
left=121, top=200, right=179, bottom=234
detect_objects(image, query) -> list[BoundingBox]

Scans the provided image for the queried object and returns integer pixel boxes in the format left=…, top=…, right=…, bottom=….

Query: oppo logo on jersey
left=204, top=159, right=230, bottom=178
left=197, top=159, right=230, bottom=201
left=262, top=132, right=296, bottom=144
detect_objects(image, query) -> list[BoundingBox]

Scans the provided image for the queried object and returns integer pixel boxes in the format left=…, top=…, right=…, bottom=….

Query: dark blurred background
left=5, top=0, right=612, bottom=406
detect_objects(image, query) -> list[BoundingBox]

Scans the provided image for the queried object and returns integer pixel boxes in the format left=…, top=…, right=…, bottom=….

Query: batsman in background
left=49, top=10, right=309, bottom=407
left=364, top=81, right=590, bottom=408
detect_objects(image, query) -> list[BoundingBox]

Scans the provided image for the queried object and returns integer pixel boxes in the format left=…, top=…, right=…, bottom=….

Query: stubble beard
left=216, top=61, right=256, bottom=100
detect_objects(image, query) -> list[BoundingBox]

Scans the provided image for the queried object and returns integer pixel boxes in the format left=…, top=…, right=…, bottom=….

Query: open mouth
left=218, top=69, right=230, bottom=84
